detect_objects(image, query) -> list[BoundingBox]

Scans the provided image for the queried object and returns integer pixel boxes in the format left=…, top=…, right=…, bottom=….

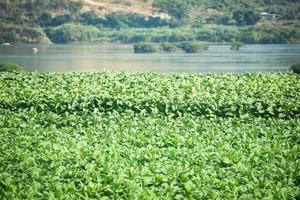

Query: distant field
left=0, top=72, right=299, bottom=199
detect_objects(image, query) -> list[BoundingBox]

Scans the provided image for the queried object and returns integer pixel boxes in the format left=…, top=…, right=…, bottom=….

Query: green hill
left=0, top=0, right=299, bottom=44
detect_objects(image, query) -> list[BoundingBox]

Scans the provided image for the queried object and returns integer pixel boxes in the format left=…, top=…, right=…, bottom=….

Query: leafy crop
left=0, top=71, right=299, bottom=199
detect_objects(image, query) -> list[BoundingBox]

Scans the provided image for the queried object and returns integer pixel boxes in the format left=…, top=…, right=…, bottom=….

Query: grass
left=0, top=71, right=299, bottom=199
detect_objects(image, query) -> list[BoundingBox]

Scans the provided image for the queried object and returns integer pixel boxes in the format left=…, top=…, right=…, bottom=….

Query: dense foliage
left=153, top=0, right=300, bottom=24
left=1, top=0, right=299, bottom=27
left=161, top=42, right=180, bottom=52
left=291, top=63, right=300, bottom=74
left=0, top=63, right=23, bottom=72
left=177, top=42, right=208, bottom=53
left=232, top=10, right=261, bottom=26
left=0, top=72, right=299, bottom=199
left=45, top=24, right=101, bottom=43
left=101, top=26, right=300, bottom=44
left=133, top=42, right=159, bottom=53
left=103, top=12, right=169, bottom=29
left=0, top=0, right=299, bottom=44
left=0, top=0, right=82, bottom=25
left=0, top=24, right=50, bottom=44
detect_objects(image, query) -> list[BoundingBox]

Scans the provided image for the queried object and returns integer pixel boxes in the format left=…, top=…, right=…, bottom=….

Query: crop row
left=0, top=71, right=299, bottom=199
left=0, top=72, right=299, bottom=119
left=0, top=94, right=298, bottom=119
left=0, top=110, right=299, bottom=199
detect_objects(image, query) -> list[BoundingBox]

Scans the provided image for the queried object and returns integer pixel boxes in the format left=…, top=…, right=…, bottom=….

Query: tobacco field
left=0, top=72, right=299, bottom=199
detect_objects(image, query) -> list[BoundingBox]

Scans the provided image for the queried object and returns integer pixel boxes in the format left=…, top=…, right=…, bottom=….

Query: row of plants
left=0, top=71, right=299, bottom=199
left=1, top=72, right=299, bottom=119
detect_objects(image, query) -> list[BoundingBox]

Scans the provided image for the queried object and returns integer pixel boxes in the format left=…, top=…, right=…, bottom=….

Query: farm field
left=0, top=72, right=299, bottom=199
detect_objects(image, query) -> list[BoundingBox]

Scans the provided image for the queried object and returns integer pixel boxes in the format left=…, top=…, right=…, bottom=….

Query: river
left=0, top=43, right=299, bottom=73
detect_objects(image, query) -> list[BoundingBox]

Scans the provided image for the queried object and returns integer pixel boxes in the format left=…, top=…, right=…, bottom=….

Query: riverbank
left=0, top=71, right=299, bottom=199
left=1, top=0, right=300, bottom=46
left=1, top=23, right=300, bottom=45
left=0, top=24, right=51, bottom=44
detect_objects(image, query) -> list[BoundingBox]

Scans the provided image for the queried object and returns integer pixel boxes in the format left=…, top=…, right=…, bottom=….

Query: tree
left=80, top=11, right=104, bottom=25
left=233, top=10, right=245, bottom=26
left=146, top=16, right=168, bottom=28
left=153, top=0, right=191, bottom=20
left=134, top=42, right=159, bottom=53
left=38, top=11, right=52, bottom=26
left=69, top=1, right=83, bottom=22
left=3, top=31, right=18, bottom=43
left=233, top=10, right=260, bottom=26
left=216, top=15, right=230, bottom=25
left=105, top=13, right=128, bottom=28
left=243, top=10, right=260, bottom=25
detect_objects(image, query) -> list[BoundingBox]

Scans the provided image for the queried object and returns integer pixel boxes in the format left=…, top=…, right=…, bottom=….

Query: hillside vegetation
left=0, top=0, right=299, bottom=44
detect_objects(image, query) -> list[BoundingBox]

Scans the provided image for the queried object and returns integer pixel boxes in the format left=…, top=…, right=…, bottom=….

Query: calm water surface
left=0, top=43, right=299, bottom=73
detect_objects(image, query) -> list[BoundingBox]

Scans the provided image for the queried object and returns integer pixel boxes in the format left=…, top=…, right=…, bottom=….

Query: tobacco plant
left=0, top=71, right=299, bottom=199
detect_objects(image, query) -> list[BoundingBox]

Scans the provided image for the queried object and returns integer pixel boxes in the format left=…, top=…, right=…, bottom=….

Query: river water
left=0, top=43, right=299, bottom=73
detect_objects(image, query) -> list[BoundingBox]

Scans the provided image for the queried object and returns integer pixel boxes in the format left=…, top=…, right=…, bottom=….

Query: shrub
left=168, top=32, right=195, bottom=42
left=230, top=42, right=245, bottom=50
left=291, top=63, right=300, bottom=74
left=145, top=16, right=169, bottom=28
left=161, top=42, right=180, bottom=52
left=1, top=31, right=18, bottom=43
left=153, top=0, right=191, bottom=20
left=80, top=11, right=105, bottom=26
left=233, top=10, right=261, bottom=26
left=37, top=11, right=53, bottom=26
left=177, top=41, right=208, bottom=53
left=0, top=37, right=5, bottom=44
left=104, top=12, right=129, bottom=28
left=0, top=62, right=23, bottom=72
left=45, top=24, right=100, bottom=43
left=48, top=14, right=73, bottom=26
left=116, top=33, right=152, bottom=43
left=196, top=30, right=215, bottom=41
left=133, top=42, right=159, bottom=53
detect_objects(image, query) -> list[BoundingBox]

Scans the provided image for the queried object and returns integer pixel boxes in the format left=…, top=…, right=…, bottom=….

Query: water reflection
left=0, top=43, right=299, bottom=73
